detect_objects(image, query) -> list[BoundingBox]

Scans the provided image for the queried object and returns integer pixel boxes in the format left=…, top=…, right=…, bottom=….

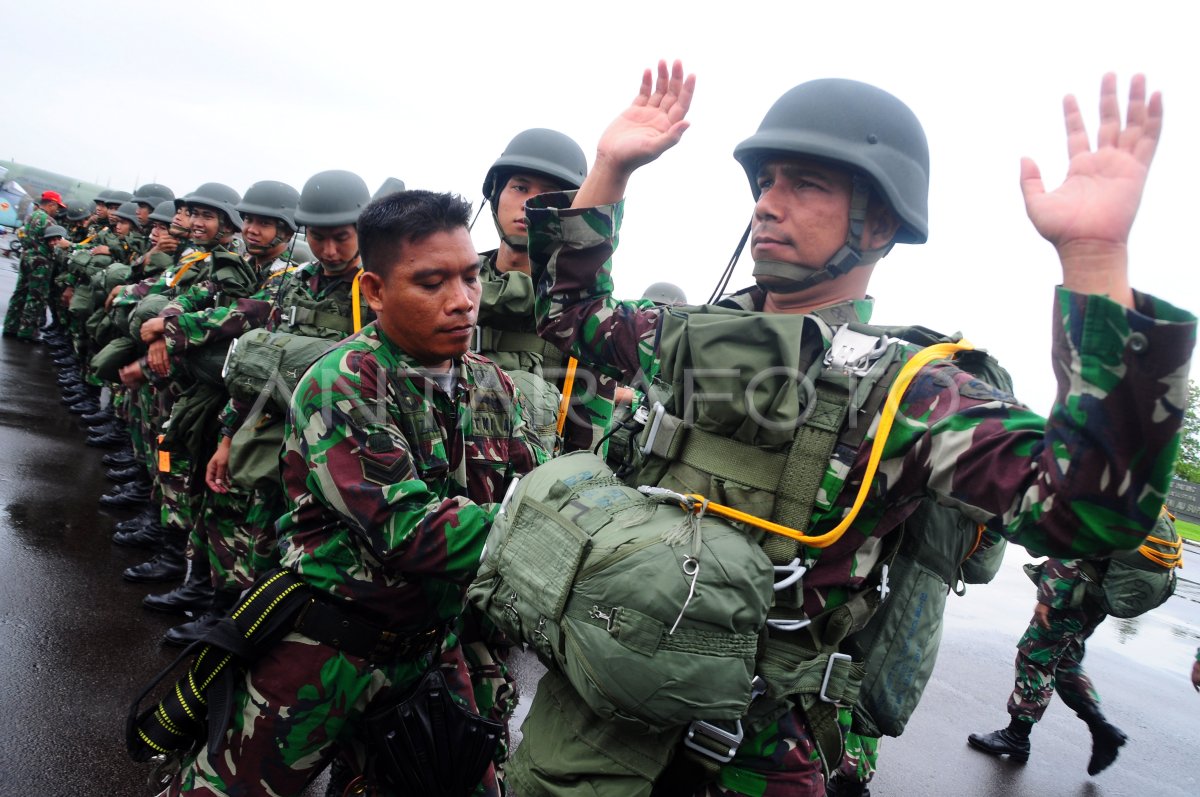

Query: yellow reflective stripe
left=351, top=267, right=364, bottom=332
left=678, top=341, right=974, bottom=549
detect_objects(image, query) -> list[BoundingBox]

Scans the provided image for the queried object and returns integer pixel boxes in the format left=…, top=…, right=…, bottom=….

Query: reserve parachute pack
left=468, top=450, right=774, bottom=731
left=223, top=265, right=363, bottom=414
left=1088, top=506, right=1182, bottom=618
left=223, top=328, right=340, bottom=413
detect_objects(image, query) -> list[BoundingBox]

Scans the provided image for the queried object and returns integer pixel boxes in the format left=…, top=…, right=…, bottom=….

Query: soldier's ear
left=863, top=203, right=901, bottom=251
left=360, top=271, right=386, bottom=314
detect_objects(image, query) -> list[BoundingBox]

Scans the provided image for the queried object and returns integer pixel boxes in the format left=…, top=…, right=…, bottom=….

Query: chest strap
left=285, top=305, right=355, bottom=335
left=475, top=326, right=551, bottom=357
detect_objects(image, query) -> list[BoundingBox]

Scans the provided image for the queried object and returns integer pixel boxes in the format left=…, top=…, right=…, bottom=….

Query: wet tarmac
left=2, top=248, right=1199, bottom=796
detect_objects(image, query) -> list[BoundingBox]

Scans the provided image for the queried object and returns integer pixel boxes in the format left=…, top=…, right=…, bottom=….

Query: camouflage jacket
left=113, top=242, right=203, bottom=307
left=160, top=252, right=296, bottom=356
left=19, top=208, right=53, bottom=260
left=476, top=250, right=616, bottom=453
left=217, top=261, right=373, bottom=434
left=276, top=322, right=544, bottom=628
left=526, top=193, right=1196, bottom=617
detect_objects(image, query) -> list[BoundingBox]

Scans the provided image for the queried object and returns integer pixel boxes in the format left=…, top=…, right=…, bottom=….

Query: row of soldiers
left=5, top=60, right=1195, bottom=797
left=17, top=133, right=624, bottom=652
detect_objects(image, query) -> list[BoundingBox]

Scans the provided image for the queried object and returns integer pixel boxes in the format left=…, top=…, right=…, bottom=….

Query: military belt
left=293, top=597, right=444, bottom=664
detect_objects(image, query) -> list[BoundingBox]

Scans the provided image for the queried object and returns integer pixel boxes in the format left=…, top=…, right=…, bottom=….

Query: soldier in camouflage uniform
left=164, top=190, right=541, bottom=797
left=198, top=172, right=369, bottom=616
left=147, top=179, right=306, bottom=641
left=123, top=183, right=249, bottom=591
left=967, top=557, right=1125, bottom=775
left=475, top=128, right=616, bottom=454
left=3, top=189, right=66, bottom=341
left=508, top=63, right=1193, bottom=797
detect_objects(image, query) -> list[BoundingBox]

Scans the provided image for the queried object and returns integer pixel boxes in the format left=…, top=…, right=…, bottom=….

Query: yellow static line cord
left=351, top=268, right=364, bottom=332
left=556, top=357, right=579, bottom=437
left=678, top=340, right=974, bottom=549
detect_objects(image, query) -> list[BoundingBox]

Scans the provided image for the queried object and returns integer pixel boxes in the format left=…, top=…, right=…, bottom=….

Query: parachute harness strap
left=651, top=340, right=974, bottom=549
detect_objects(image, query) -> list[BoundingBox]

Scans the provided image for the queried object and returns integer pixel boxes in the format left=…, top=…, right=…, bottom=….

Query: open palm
left=1022, top=74, right=1162, bottom=250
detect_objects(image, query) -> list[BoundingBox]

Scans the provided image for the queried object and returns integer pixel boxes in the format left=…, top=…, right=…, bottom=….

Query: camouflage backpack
left=468, top=450, right=774, bottom=731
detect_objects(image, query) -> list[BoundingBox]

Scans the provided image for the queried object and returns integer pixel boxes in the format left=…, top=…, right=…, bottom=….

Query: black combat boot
left=1076, top=705, right=1126, bottom=775
left=967, top=718, right=1031, bottom=763
left=112, top=521, right=167, bottom=549
left=143, top=555, right=214, bottom=615
left=163, top=589, right=241, bottom=647
left=123, top=530, right=187, bottom=583
left=103, top=448, right=137, bottom=468
left=99, top=479, right=151, bottom=507
left=87, top=426, right=130, bottom=448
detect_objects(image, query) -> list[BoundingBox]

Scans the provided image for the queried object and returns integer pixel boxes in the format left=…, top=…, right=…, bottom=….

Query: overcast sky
left=6, top=0, right=1197, bottom=414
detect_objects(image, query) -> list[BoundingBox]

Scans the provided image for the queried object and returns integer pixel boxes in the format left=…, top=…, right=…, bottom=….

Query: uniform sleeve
left=527, top=192, right=665, bottom=384
left=284, top=354, right=495, bottom=580
left=162, top=296, right=272, bottom=354
left=876, top=288, right=1196, bottom=558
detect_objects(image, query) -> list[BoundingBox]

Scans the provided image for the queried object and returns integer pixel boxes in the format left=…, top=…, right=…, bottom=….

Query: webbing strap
left=288, top=305, right=355, bottom=335
left=476, top=327, right=549, bottom=356
left=766, top=382, right=849, bottom=566
left=126, top=569, right=309, bottom=762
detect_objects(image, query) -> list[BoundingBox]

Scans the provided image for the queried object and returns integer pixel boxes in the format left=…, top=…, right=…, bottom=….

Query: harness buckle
left=819, top=652, right=853, bottom=704
left=772, top=557, right=806, bottom=592
left=639, top=401, right=666, bottom=456
left=876, top=563, right=891, bottom=602
left=473, top=326, right=481, bottom=352
left=221, top=337, right=238, bottom=380
left=289, top=306, right=297, bottom=326
left=683, top=718, right=744, bottom=764
left=824, top=326, right=892, bottom=376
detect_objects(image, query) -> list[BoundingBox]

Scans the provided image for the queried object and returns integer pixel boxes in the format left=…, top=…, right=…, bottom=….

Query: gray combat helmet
left=65, top=200, right=92, bottom=222
left=112, top=201, right=144, bottom=227
left=483, top=129, right=587, bottom=250
left=372, top=177, right=407, bottom=202
left=42, top=225, right=68, bottom=240
left=733, top=79, right=929, bottom=245
left=237, top=180, right=301, bottom=231
left=482, top=128, right=588, bottom=203
left=148, top=199, right=176, bottom=225
left=103, top=190, right=134, bottom=207
left=131, top=183, right=175, bottom=207
left=642, top=281, right=688, bottom=306
left=182, top=182, right=243, bottom=231
left=293, top=170, right=371, bottom=228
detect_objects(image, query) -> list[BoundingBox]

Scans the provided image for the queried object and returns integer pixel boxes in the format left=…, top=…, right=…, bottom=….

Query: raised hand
left=574, top=60, right=696, bottom=207
left=1021, top=74, right=1162, bottom=306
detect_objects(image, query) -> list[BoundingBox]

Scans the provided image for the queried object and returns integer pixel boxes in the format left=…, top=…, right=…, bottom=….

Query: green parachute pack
left=1083, top=506, right=1181, bottom=618
left=468, top=450, right=774, bottom=731
left=223, top=327, right=341, bottom=413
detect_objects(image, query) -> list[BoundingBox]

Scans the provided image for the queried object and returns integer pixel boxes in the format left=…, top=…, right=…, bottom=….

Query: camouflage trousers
left=165, top=632, right=498, bottom=797
left=834, top=732, right=880, bottom=785
left=1007, top=605, right=1105, bottom=723
left=458, top=608, right=518, bottom=789
left=198, top=485, right=285, bottom=592
left=3, top=255, right=51, bottom=338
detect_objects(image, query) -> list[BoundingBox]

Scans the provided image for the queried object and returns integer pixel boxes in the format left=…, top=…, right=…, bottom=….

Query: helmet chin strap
left=490, top=203, right=528, bottom=252
left=752, top=174, right=889, bottom=295
left=322, top=252, right=360, bottom=276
